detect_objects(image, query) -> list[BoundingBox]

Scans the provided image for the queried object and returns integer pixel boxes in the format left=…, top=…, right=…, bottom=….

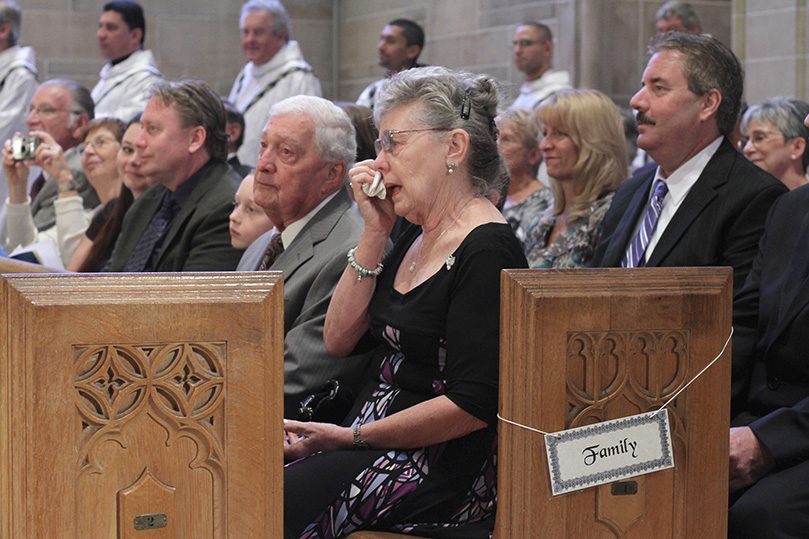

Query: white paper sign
left=544, top=410, right=674, bottom=496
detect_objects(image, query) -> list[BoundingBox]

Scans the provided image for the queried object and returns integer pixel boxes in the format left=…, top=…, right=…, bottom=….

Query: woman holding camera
left=3, top=118, right=125, bottom=266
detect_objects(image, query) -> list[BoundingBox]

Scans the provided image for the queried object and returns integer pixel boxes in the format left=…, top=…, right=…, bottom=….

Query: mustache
left=636, top=112, right=656, bottom=125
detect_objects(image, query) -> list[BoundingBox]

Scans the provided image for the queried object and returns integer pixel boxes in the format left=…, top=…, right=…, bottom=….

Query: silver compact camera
left=11, top=134, right=39, bottom=161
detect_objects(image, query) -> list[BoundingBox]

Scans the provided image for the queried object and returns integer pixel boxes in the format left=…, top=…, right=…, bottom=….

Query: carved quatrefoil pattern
left=74, top=343, right=226, bottom=473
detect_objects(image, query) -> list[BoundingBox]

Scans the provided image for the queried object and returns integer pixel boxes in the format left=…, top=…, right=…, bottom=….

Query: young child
left=229, top=173, right=273, bottom=250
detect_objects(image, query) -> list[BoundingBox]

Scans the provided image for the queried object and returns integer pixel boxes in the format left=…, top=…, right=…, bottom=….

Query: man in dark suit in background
left=106, top=79, right=243, bottom=271
left=592, top=32, right=786, bottom=293
left=728, top=177, right=809, bottom=537
left=237, top=95, right=372, bottom=419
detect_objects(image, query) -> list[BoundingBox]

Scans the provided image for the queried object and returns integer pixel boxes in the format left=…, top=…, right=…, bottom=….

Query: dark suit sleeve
left=722, top=181, right=786, bottom=294
left=731, top=198, right=776, bottom=417
left=179, top=195, right=243, bottom=271
left=750, top=395, right=809, bottom=467
left=734, top=188, right=809, bottom=467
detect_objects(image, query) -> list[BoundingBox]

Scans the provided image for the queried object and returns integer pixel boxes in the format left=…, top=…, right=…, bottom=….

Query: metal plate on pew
left=133, top=513, right=167, bottom=531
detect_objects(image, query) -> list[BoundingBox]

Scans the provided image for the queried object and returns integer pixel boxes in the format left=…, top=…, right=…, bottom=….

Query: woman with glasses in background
left=68, top=114, right=159, bottom=271
left=3, top=117, right=125, bottom=266
left=282, top=66, right=526, bottom=538
left=495, top=107, right=553, bottom=247
left=741, top=96, right=809, bottom=191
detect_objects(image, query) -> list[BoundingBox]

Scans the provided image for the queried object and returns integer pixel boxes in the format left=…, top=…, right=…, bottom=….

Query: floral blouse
left=523, top=191, right=614, bottom=269
left=503, top=187, right=554, bottom=247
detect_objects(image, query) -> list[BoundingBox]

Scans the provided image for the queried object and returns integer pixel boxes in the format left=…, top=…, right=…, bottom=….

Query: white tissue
left=362, top=171, right=386, bottom=199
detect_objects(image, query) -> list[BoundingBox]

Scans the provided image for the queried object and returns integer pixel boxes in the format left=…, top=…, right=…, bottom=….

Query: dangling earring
left=447, top=162, right=458, bottom=174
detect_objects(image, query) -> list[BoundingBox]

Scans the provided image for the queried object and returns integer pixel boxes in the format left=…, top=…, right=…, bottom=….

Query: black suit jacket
left=732, top=184, right=809, bottom=466
left=592, top=138, right=787, bottom=294
left=107, top=159, right=244, bottom=272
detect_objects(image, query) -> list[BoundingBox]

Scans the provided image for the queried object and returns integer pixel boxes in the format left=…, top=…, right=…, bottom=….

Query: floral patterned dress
left=284, top=222, right=527, bottom=538
left=502, top=186, right=554, bottom=247
left=524, top=191, right=614, bottom=269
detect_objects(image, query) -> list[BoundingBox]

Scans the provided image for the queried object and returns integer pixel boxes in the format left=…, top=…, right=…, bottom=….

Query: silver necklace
left=409, top=197, right=477, bottom=272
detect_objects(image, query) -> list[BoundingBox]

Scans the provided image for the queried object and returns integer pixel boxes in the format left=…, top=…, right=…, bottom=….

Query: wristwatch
left=58, top=180, right=78, bottom=193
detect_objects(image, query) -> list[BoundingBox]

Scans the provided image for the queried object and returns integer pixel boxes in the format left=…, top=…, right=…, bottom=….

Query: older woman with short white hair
left=495, top=107, right=553, bottom=244
left=742, top=96, right=809, bottom=191
left=282, top=66, right=526, bottom=538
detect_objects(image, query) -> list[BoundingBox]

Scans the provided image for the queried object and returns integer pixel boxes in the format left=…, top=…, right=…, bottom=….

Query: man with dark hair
left=356, top=18, right=425, bottom=110
left=510, top=22, right=571, bottom=109
left=0, top=0, right=36, bottom=232
left=106, top=79, right=243, bottom=272
left=2, top=79, right=98, bottom=252
left=222, top=99, right=252, bottom=177
left=229, top=0, right=321, bottom=169
left=92, top=0, right=163, bottom=120
left=656, top=1, right=702, bottom=34
left=592, top=32, right=786, bottom=294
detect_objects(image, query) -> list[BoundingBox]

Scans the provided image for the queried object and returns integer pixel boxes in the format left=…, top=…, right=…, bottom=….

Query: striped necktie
left=622, top=180, right=669, bottom=268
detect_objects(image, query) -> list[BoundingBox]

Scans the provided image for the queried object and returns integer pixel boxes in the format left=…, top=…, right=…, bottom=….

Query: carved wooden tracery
left=75, top=343, right=226, bottom=478
left=495, top=268, right=731, bottom=538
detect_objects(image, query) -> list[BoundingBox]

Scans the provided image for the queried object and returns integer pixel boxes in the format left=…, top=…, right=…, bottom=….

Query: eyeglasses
left=27, top=105, right=83, bottom=117
left=743, top=130, right=784, bottom=149
left=77, top=136, right=118, bottom=155
left=374, top=128, right=450, bottom=155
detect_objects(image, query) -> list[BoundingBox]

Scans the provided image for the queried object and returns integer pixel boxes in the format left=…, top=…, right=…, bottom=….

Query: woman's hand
left=2, top=135, right=30, bottom=203
left=283, top=419, right=353, bottom=460
left=29, top=130, right=73, bottom=191
left=349, top=159, right=397, bottom=237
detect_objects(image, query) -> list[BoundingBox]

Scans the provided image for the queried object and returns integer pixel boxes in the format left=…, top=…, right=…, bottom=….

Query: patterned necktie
left=622, top=180, right=669, bottom=268
left=29, top=172, right=45, bottom=202
left=122, top=192, right=175, bottom=272
left=258, top=233, right=284, bottom=271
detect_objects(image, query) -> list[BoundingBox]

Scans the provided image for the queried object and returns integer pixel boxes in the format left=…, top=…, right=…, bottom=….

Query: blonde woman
left=524, top=89, right=627, bottom=268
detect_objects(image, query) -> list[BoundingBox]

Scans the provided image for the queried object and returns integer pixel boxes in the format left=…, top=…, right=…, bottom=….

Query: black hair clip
left=460, top=88, right=472, bottom=120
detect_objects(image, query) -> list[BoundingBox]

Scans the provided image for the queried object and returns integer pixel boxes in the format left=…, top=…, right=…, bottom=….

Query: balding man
left=238, top=95, right=372, bottom=419
left=3, top=80, right=98, bottom=248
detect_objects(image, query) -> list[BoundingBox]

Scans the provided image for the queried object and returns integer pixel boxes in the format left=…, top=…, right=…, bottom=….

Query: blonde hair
left=538, top=89, right=627, bottom=222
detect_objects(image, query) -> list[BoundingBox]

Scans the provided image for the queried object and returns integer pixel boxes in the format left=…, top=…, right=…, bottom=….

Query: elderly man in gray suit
left=238, top=95, right=372, bottom=419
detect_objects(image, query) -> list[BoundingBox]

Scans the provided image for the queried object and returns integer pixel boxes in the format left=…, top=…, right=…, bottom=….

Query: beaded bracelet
left=353, top=423, right=369, bottom=449
left=347, top=247, right=383, bottom=281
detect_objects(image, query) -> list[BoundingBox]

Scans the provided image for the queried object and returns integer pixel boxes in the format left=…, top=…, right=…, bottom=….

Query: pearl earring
left=447, top=162, right=458, bottom=174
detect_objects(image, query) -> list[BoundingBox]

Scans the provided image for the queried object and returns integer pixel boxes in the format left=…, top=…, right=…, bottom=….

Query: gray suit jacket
left=238, top=188, right=373, bottom=418
left=31, top=148, right=99, bottom=230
